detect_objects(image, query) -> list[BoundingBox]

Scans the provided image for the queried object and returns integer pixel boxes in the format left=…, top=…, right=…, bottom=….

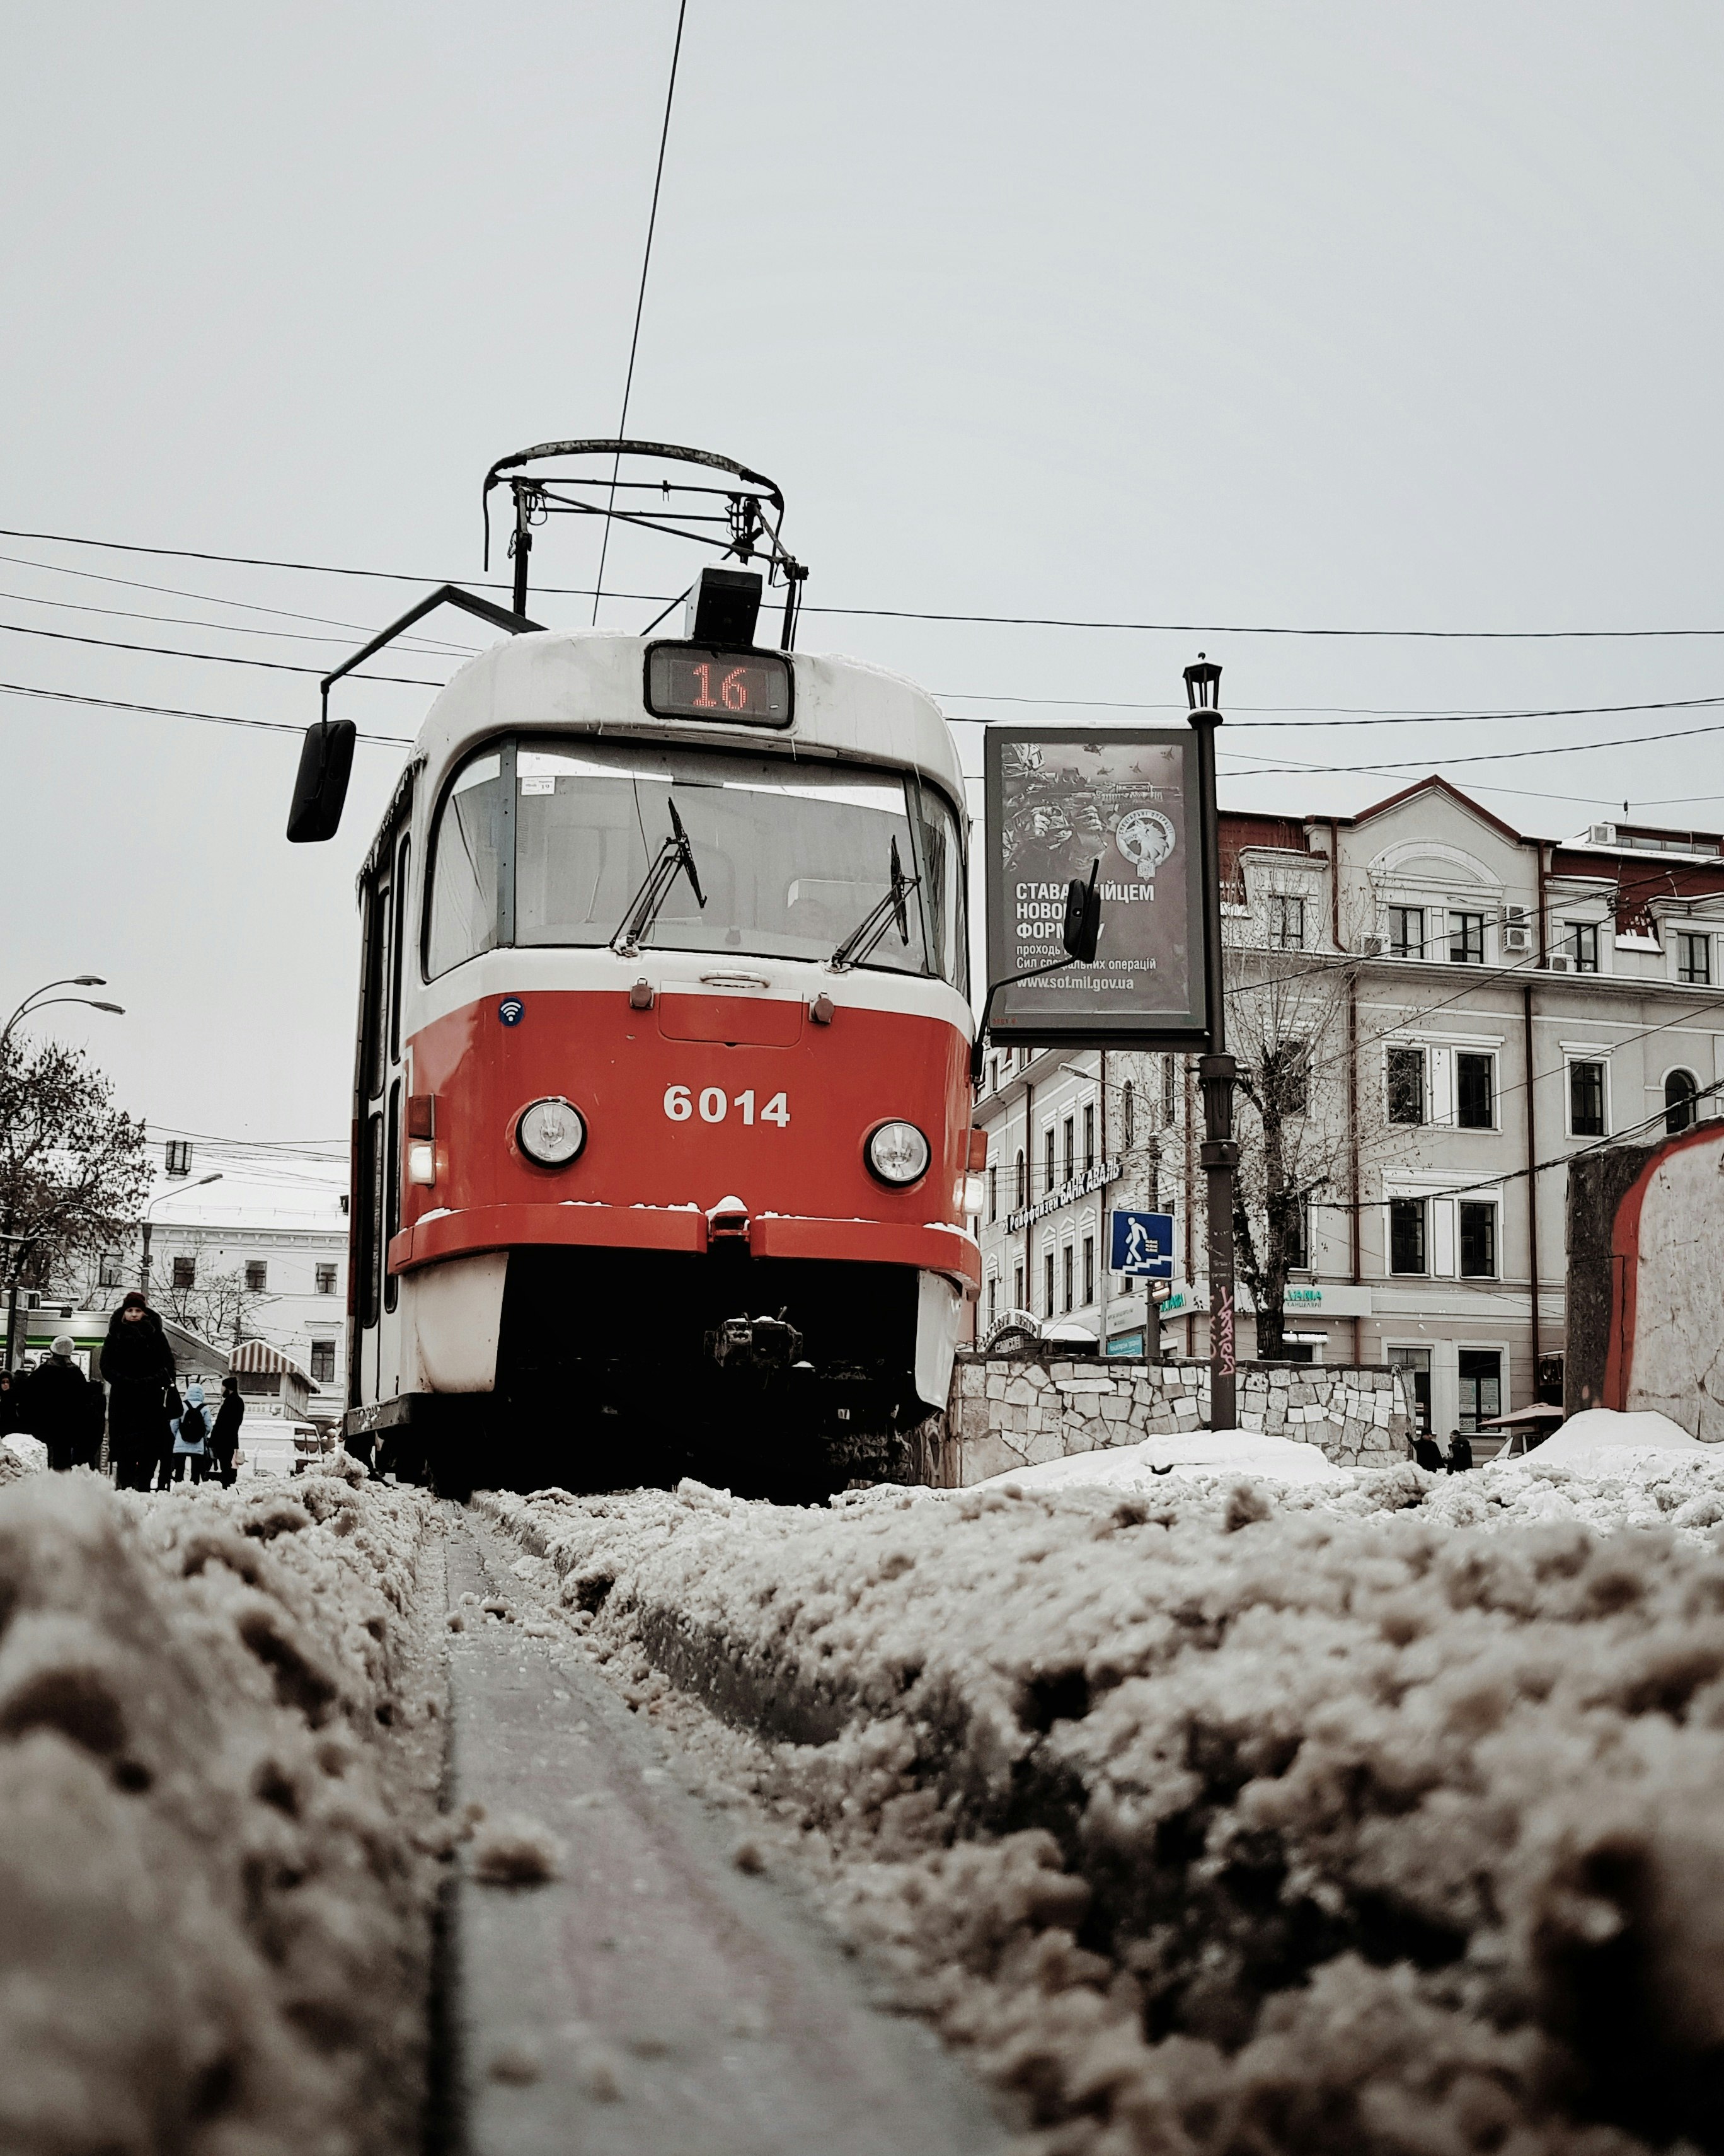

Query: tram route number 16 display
left=664, top=1085, right=791, bottom=1126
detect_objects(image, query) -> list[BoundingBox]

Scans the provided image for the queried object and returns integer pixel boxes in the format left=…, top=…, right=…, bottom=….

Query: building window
left=1285, top=1201, right=1309, bottom=1272
left=1044, top=1252, right=1055, bottom=1318
left=245, top=1260, right=268, bottom=1293
left=1082, top=1235, right=1095, bottom=1305
left=988, top=1056, right=999, bottom=1093
left=1389, top=1198, right=1427, bottom=1274
left=1122, top=1081, right=1135, bottom=1151
left=1388, top=906, right=1425, bottom=959
left=1458, top=1349, right=1502, bottom=1436
left=1456, top=1052, right=1494, bottom=1130
left=171, top=1256, right=196, bottom=1290
left=1387, top=1046, right=1425, bottom=1125
left=1083, top=1103, right=1095, bottom=1173
left=987, top=1166, right=997, bottom=1224
left=1665, top=1069, right=1699, bottom=1135
left=316, top=1263, right=338, bottom=1296
left=98, top=1251, right=122, bottom=1289
left=1014, top=1151, right=1026, bottom=1209
left=1062, top=1243, right=1074, bottom=1313
left=1568, top=1059, right=1607, bottom=1138
left=1044, top=1127, right=1055, bottom=1197
left=1388, top=1346, right=1432, bottom=1433
left=987, top=1277, right=998, bottom=1327
left=1282, top=1040, right=1309, bottom=1116
left=1459, top=1201, right=1497, bottom=1279
left=1677, top=932, right=1711, bottom=986
left=164, top=1139, right=192, bottom=1177
left=1566, top=921, right=1600, bottom=973
left=1062, top=1117, right=1075, bottom=1187
left=309, top=1340, right=336, bottom=1383
left=1013, top=1263, right=1025, bottom=1310
left=1447, top=911, right=1485, bottom=964
left=1272, top=896, right=1306, bottom=950
left=1161, top=1055, right=1176, bottom=1125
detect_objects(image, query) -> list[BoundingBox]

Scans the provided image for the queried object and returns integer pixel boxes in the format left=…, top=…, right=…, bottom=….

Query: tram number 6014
left=663, top=1085, right=790, bottom=1127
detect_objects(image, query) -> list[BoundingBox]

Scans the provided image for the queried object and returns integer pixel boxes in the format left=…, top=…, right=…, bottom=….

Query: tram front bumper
left=388, top=1203, right=980, bottom=1291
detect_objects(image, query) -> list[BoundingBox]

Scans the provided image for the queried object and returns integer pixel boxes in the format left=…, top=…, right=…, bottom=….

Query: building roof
left=230, top=1339, right=310, bottom=1381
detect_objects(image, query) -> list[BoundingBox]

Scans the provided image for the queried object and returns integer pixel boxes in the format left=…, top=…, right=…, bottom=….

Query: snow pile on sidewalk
left=1534, top=1406, right=1704, bottom=1461
left=1, top=1432, right=46, bottom=1479
left=0, top=1468, right=437, bottom=2156
left=481, top=1472, right=1724, bottom=2154
left=975, top=1426, right=1350, bottom=1492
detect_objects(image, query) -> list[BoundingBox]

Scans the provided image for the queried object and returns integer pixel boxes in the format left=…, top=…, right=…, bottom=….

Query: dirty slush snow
left=0, top=1463, right=443, bottom=2156
left=479, top=1454, right=1724, bottom=2156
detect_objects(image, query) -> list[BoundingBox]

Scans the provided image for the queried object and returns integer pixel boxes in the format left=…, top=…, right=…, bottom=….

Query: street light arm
left=0, top=991, right=124, bottom=1050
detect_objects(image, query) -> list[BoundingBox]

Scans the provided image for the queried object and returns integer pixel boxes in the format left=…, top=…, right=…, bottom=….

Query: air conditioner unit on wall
left=1353, top=933, right=1386, bottom=956
left=1589, top=823, right=1618, bottom=846
left=1502, top=925, right=1532, bottom=952
left=1546, top=952, right=1574, bottom=972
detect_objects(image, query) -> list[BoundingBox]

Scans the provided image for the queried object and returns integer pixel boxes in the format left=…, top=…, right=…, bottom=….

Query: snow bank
left=976, top=1426, right=1350, bottom=1492
left=1535, top=1405, right=1705, bottom=1462
left=480, top=1472, right=1724, bottom=2153
left=0, top=1469, right=437, bottom=2155
left=2, top=1432, right=46, bottom=1477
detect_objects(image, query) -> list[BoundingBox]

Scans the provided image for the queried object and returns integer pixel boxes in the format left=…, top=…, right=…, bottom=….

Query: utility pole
left=2, top=1233, right=34, bottom=1375
left=1185, top=656, right=1238, bottom=1431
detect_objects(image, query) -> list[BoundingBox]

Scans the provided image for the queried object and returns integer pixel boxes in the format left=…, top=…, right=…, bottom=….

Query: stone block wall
left=917, top=1352, right=1413, bottom=1488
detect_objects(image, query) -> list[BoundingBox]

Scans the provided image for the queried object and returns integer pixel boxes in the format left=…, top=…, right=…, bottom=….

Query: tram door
left=352, top=812, right=412, bottom=1411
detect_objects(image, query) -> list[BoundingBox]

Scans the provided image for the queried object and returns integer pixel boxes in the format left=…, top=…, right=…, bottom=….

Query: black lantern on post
left=1184, top=654, right=1238, bottom=1430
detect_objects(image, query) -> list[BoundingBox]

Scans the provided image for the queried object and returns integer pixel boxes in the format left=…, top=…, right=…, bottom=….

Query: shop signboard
left=983, top=728, right=1210, bottom=1048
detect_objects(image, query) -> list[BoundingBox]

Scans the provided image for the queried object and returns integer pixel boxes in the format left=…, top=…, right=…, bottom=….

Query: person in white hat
left=20, top=1336, right=92, bottom=1473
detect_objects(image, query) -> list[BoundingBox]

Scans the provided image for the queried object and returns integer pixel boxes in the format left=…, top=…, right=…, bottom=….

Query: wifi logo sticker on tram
left=497, top=998, right=526, bottom=1027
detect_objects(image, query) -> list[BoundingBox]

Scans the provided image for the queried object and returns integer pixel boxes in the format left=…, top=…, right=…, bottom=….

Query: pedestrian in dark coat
left=1445, top=1429, right=1474, bottom=1474
left=1412, top=1433, right=1445, bottom=1473
left=0, top=1368, right=21, bottom=1439
left=20, top=1336, right=89, bottom=1471
left=207, top=1375, right=244, bottom=1488
left=100, top=1294, right=175, bottom=1490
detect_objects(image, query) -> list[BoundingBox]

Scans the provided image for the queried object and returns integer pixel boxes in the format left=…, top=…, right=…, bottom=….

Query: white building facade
left=972, top=781, right=1724, bottom=1441
left=82, top=1167, right=350, bottom=1431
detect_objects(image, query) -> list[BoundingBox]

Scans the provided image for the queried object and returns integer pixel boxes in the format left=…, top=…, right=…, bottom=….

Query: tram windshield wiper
left=612, top=797, right=708, bottom=955
left=830, top=836, right=920, bottom=970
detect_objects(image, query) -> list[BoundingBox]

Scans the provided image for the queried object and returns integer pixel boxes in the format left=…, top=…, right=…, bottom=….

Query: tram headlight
left=517, top=1097, right=586, bottom=1168
left=865, top=1120, right=930, bottom=1186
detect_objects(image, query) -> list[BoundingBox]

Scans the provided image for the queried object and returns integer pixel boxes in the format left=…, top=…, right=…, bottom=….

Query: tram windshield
left=426, top=737, right=965, bottom=989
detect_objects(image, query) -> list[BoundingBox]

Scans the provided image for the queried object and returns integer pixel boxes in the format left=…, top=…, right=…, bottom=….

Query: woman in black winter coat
left=100, top=1294, right=176, bottom=1490
left=207, top=1375, right=244, bottom=1488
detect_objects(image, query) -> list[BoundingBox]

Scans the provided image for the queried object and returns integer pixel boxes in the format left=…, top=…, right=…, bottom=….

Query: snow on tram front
left=291, top=468, right=980, bottom=1498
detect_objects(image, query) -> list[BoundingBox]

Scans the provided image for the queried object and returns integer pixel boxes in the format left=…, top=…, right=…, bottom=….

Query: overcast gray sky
left=4, top=2, right=1723, bottom=1155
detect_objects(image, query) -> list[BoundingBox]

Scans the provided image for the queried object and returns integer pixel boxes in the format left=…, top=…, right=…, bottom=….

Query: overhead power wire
left=591, top=0, right=689, bottom=625
left=0, top=617, right=448, bottom=686
left=0, top=549, right=479, bottom=651
left=12, top=524, right=1724, bottom=642
left=0, top=581, right=481, bottom=654
left=0, top=679, right=413, bottom=745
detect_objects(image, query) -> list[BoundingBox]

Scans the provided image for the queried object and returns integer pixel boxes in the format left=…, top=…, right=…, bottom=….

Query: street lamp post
left=1185, top=655, right=1239, bottom=1431
left=0, top=976, right=125, bottom=1052
left=140, top=1176, right=223, bottom=1298
left=1, top=1231, right=38, bottom=1376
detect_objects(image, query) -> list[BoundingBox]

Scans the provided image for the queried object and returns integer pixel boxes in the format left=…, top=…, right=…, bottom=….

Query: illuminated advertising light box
left=983, top=728, right=1211, bottom=1049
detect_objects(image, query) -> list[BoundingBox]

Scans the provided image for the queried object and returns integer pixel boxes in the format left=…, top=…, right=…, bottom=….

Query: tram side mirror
left=1062, top=860, right=1101, bottom=964
left=287, top=718, right=357, bottom=843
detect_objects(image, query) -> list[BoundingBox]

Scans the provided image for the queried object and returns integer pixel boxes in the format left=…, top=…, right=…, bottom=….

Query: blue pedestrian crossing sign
left=1110, top=1209, right=1175, bottom=1278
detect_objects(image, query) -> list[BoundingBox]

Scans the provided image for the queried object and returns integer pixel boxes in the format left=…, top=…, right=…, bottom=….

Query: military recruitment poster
left=982, top=728, right=1210, bottom=1047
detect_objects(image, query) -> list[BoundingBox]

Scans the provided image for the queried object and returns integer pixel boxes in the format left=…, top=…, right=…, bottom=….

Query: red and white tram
left=290, top=444, right=982, bottom=1496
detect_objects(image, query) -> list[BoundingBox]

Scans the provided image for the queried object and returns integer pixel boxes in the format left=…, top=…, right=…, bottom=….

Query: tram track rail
left=430, top=1503, right=1008, bottom=2155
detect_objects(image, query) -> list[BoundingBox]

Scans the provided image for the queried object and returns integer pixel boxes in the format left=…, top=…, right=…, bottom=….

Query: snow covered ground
left=479, top=1429, right=1724, bottom=2155
left=0, top=1460, right=442, bottom=2156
